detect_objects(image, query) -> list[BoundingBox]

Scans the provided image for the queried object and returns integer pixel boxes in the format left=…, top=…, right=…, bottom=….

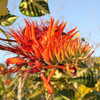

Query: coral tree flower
left=0, top=18, right=93, bottom=93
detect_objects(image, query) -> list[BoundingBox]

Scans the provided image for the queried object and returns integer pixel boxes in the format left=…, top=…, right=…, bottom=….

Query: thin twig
left=0, top=37, right=16, bottom=42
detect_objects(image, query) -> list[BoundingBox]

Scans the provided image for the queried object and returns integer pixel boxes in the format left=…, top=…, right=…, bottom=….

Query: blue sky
left=0, top=0, right=100, bottom=63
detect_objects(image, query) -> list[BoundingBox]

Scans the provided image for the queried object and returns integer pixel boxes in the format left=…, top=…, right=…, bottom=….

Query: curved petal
left=6, top=57, right=26, bottom=65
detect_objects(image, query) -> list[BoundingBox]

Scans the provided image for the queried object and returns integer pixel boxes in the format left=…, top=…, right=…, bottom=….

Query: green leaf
left=0, top=0, right=18, bottom=26
left=0, top=77, right=5, bottom=95
left=83, top=91, right=100, bottom=100
left=54, top=96, right=68, bottom=100
left=0, top=28, right=11, bottom=39
left=0, top=13, right=18, bottom=26
left=0, top=28, right=5, bottom=33
left=56, top=89, right=75, bottom=100
left=19, top=0, right=50, bottom=17
left=69, top=69, right=98, bottom=88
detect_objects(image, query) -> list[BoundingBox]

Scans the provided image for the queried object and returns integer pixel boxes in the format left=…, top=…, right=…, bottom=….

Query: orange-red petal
left=6, top=57, right=26, bottom=65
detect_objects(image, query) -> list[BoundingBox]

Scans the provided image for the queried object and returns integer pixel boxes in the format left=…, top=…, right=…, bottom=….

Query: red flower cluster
left=0, top=18, right=93, bottom=93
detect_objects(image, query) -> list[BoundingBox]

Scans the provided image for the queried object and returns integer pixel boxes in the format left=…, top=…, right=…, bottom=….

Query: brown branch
left=0, top=37, right=16, bottom=42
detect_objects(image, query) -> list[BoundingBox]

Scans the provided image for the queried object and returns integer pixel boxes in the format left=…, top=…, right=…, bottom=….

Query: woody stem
left=17, top=76, right=23, bottom=100
left=17, top=73, right=28, bottom=100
